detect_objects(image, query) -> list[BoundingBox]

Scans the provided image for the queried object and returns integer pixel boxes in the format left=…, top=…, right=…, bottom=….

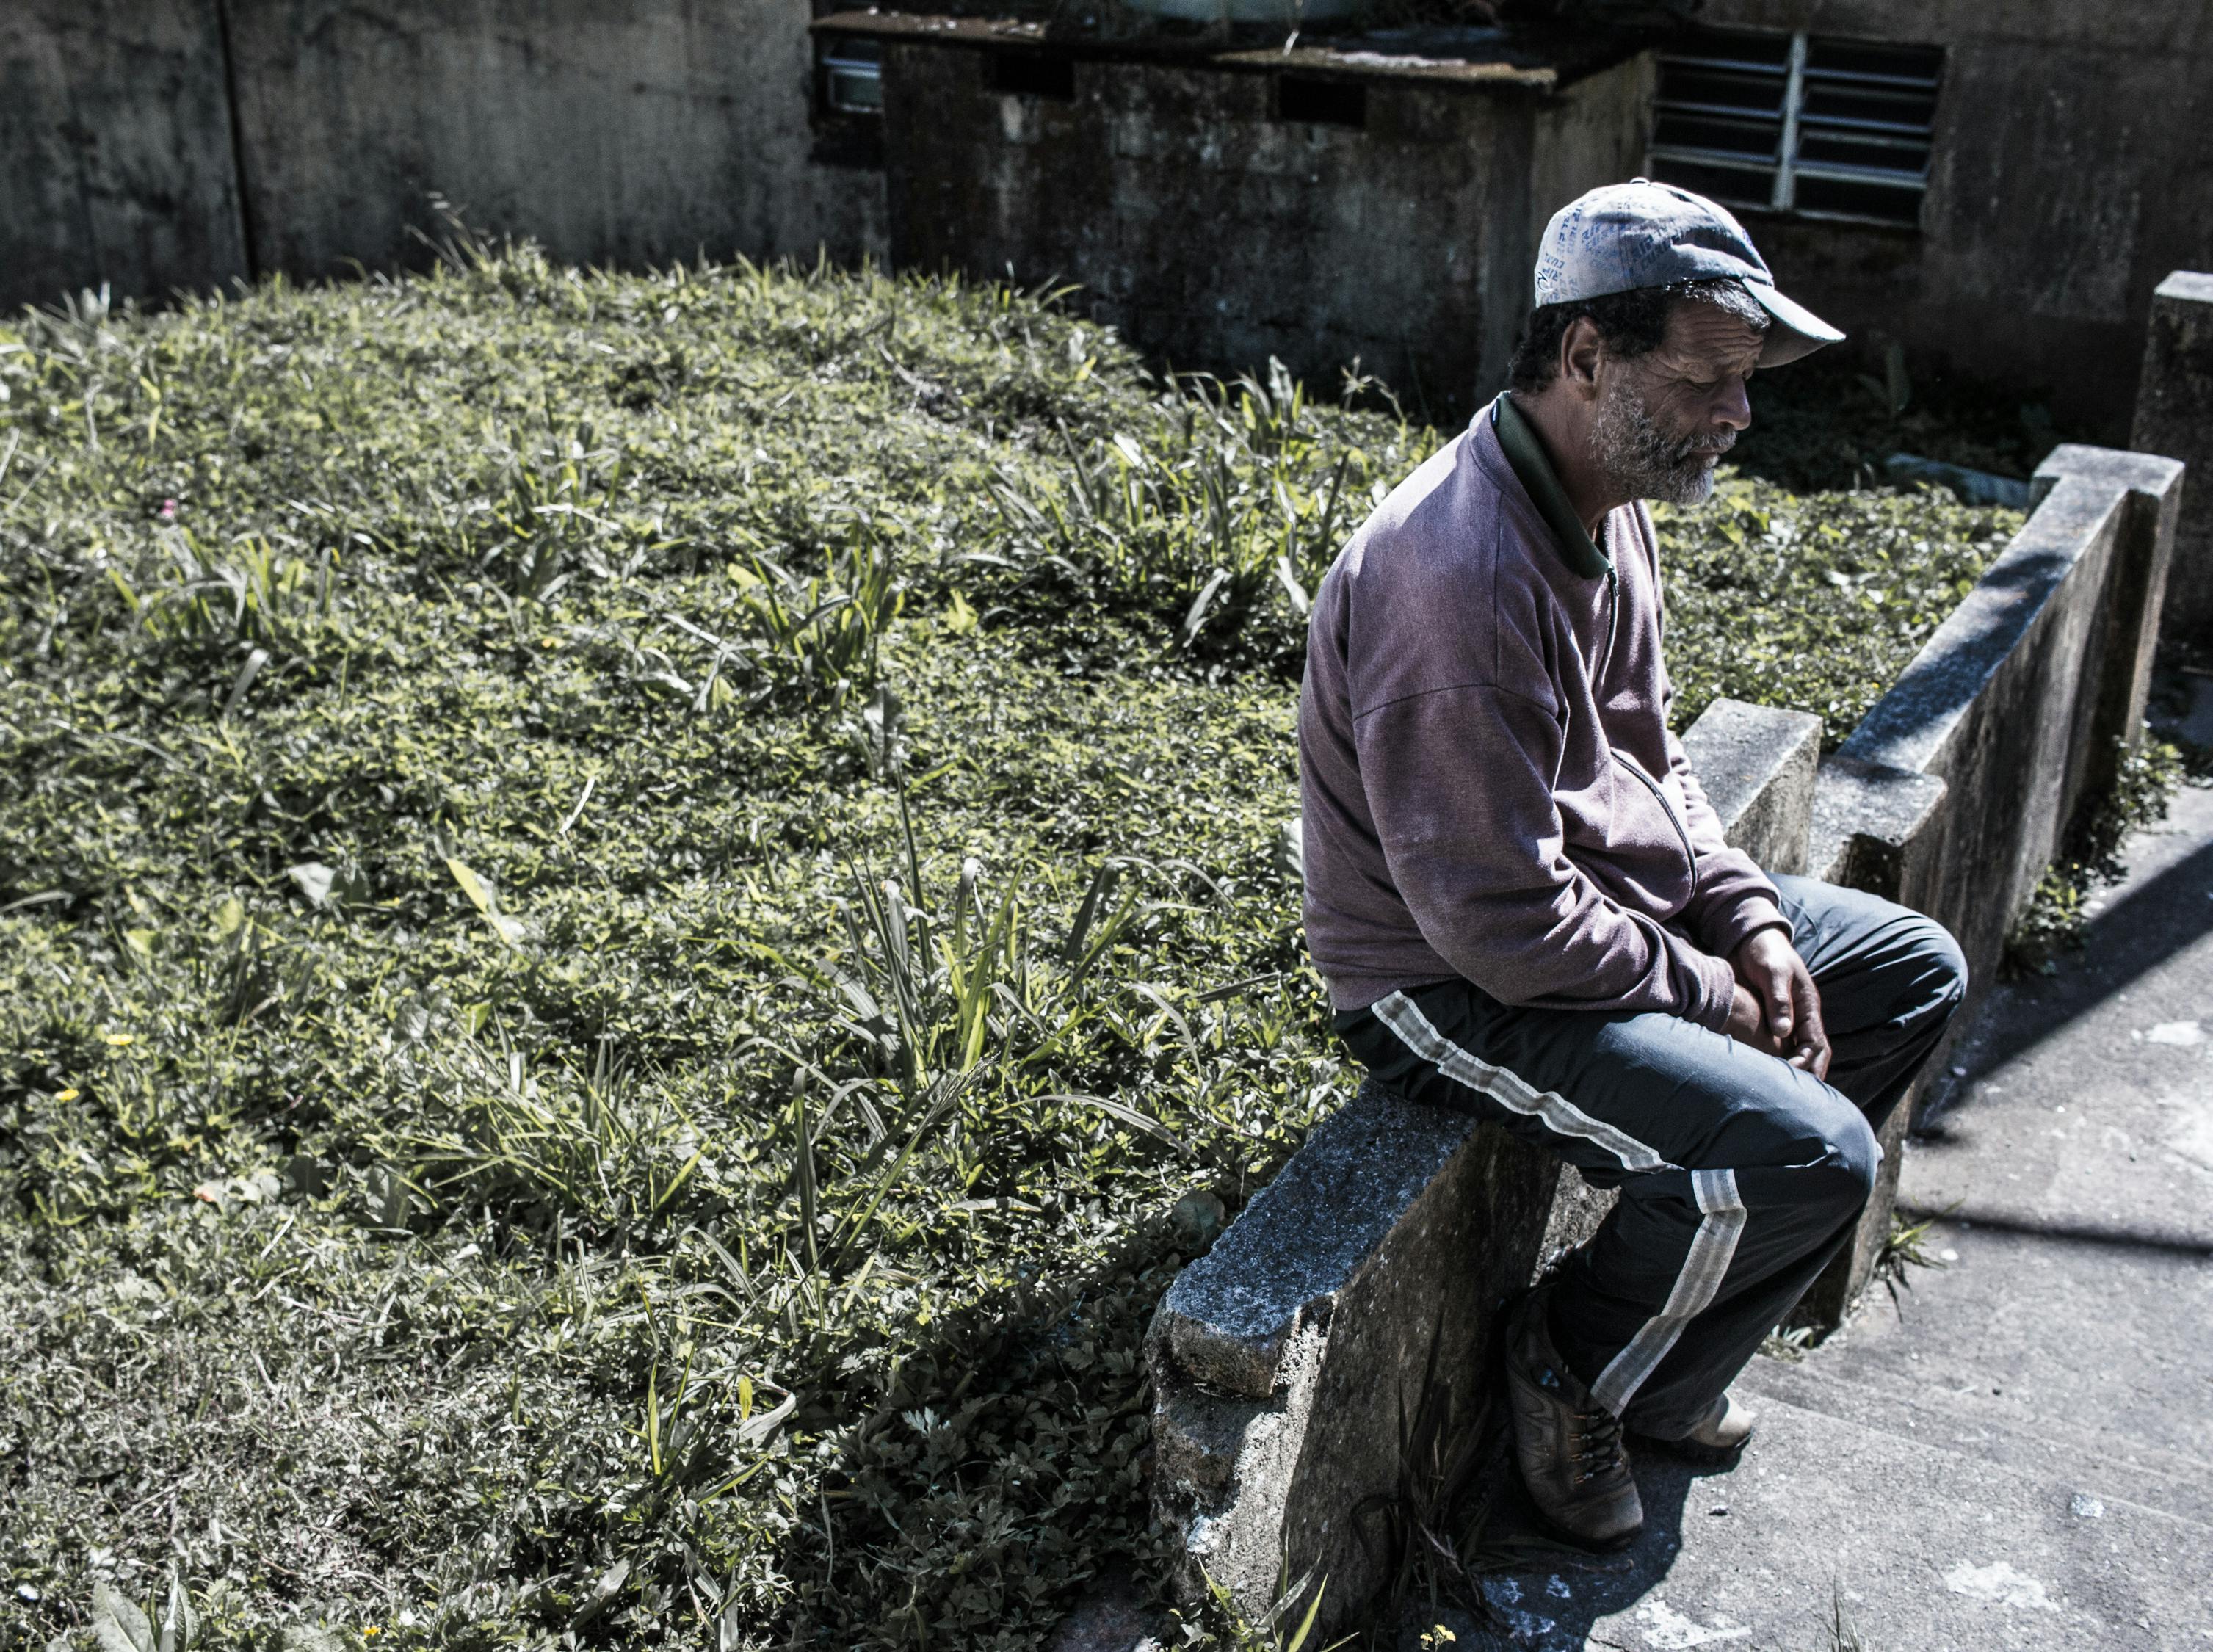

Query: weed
left=2003, top=733, right=2183, bottom=976
left=1872, top=1205, right=1952, bottom=1310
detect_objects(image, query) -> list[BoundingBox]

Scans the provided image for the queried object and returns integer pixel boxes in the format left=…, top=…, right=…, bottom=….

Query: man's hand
left=1729, top=929, right=1830, bottom=1079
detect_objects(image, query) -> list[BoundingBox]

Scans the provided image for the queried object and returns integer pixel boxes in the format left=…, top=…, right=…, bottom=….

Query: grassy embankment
left=0, top=241, right=2020, bottom=1650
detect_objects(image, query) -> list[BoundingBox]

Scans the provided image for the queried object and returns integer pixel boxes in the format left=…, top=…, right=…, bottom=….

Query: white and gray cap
left=1535, top=178, right=1844, bottom=367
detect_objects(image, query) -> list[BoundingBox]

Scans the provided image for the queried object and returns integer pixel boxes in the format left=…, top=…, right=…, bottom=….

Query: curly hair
left=1507, top=279, right=1770, bottom=394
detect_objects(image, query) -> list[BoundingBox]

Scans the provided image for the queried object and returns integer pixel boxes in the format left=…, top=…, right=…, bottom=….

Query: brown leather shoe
left=1633, top=1391, right=1756, bottom=1466
left=1502, top=1287, right=1642, bottom=1551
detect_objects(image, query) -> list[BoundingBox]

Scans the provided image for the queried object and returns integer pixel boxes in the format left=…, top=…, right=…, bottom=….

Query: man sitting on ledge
left=1297, top=181, right=1967, bottom=1549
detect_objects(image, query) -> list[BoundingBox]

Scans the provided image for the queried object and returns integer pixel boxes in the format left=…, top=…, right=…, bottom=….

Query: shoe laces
left=1570, top=1406, right=1626, bottom=1484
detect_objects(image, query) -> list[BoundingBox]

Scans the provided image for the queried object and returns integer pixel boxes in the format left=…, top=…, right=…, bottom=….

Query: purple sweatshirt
left=1297, top=396, right=1786, bottom=1025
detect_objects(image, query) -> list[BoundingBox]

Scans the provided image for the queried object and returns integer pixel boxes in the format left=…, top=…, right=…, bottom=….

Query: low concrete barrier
left=1151, top=443, right=2183, bottom=1634
left=2133, top=272, right=2213, bottom=644
left=1147, top=1082, right=1554, bottom=1622
left=1800, top=440, right=2182, bottom=1321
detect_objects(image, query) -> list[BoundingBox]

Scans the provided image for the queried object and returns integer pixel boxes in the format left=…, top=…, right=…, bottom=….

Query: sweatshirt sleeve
left=1665, top=720, right=1790, bottom=960
left=1355, top=681, right=1740, bottom=1029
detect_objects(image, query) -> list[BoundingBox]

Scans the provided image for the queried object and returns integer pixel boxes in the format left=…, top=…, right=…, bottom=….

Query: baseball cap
left=1534, top=178, right=1844, bottom=367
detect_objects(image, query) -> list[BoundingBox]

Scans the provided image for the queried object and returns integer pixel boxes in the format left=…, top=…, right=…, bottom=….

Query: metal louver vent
left=1648, top=30, right=1943, bottom=228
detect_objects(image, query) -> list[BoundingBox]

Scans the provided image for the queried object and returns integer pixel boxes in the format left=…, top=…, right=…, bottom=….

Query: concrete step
left=1768, top=1211, right=2213, bottom=1511
left=1739, top=1351, right=2213, bottom=1532
left=1460, top=1383, right=2213, bottom=1651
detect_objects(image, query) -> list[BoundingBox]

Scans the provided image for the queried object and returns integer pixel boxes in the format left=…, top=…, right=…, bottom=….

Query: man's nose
left=1713, top=374, right=1753, bottom=432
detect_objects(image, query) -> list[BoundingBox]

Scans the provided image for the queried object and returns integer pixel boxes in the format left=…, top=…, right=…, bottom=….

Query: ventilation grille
left=1650, top=31, right=1943, bottom=228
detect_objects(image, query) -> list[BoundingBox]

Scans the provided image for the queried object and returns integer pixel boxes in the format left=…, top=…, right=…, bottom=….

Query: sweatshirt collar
left=1488, top=393, right=1613, bottom=582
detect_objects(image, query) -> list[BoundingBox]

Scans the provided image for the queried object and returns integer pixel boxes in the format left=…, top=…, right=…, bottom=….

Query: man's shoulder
left=1339, top=428, right=1508, bottom=590
left=1313, top=427, right=1566, bottom=710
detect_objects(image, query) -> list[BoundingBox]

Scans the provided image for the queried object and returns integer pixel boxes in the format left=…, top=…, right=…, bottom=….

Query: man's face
left=1591, top=299, right=1765, bottom=506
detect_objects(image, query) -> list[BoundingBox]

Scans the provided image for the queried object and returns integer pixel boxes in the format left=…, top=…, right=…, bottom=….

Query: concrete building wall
left=1690, top=0, right=2213, bottom=438
left=0, top=0, right=250, bottom=308
left=222, top=0, right=884, bottom=280
left=878, top=45, right=1646, bottom=422
left=2, top=0, right=885, bottom=313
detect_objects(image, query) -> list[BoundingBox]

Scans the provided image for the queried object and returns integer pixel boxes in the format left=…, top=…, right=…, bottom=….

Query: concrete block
left=1807, top=756, right=1949, bottom=897
left=2132, top=271, right=2213, bottom=645
left=1145, top=1078, right=1554, bottom=1634
left=1678, top=697, right=1824, bottom=875
left=1840, top=455, right=2154, bottom=984
left=2033, top=443, right=2185, bottom=821
left=1798, top=441, right=2180, bottom=1326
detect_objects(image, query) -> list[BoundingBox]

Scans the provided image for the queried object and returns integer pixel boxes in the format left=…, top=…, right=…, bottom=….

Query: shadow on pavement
left=1888, top=1202, right=2213, bottom=1258
left=1934, top=827, right=2213, bottom=1097
left=1452, top=1450, right=1722, bottom=1651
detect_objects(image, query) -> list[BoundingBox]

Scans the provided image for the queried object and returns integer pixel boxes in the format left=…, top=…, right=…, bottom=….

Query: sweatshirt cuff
left=1703, top=896, right=1792, bottom=963
left=1691, top=949, right=1739, bottom=1032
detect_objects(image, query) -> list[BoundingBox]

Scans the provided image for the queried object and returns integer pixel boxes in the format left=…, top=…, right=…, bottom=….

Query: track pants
left=1337, top=874, right=1966, bottom=1439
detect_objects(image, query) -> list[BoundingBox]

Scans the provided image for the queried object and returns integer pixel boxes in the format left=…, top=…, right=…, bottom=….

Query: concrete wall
left=2134, top=272, right=2213, bottom=647
left=1800, top=440, right=2183, bottom=1321
left=1, top=0, right=885, bottom=313
left=1691, top=0, right=2213, bottom=438
left=0, top=0, right=248, bottom=307
left=876, top=40, right=1647, bottom=421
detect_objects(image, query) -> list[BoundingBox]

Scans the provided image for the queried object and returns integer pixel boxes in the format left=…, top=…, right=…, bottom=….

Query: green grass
left=1, top=238, right=2020, bottom=1651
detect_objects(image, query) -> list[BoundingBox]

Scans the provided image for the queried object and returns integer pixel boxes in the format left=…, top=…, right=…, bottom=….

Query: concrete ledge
left=1805, top=441, right=2182, bottom=1323
left=1153, top=1086, right=1482, bottom=1402
left=1147, top=1079, right=1554, bottom=1628
left=2132, top=270, right=2213, bottom=643
left=1808, top=755, right=1949, bottom=894
left=1678, top=697, right=1823, bottom=875
left=1840, top=446, right=2181, bottom=982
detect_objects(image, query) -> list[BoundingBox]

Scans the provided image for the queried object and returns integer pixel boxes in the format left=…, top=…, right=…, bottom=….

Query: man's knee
left=1844, top=901, right=1968, bottom=1048
left=1720, top=1071, right=1880, bottom=1217
left=1903, top=914, right=1969, bottom=1026
left=1819, top=1105, right=1881, bottom=1216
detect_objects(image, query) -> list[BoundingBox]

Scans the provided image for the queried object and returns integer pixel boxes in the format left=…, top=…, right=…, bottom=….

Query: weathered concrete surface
left=2134, top=271, right=2213, bottom=647
left=1676, top=697, right=1822, bottom=876
left=1450, top=768, right=2213, bottom=1650
left=222, top=0, right=885, bottom=282
left=1841, top=443, right=2182, bottom=1001
left=1147, top=1079, right=1556, bottom=1631
left=1798, top=443, right=2181, bottom=1324
left=1805, top=753, right=1948, bottom=891
left=865, top=27, right=1647, bottom=420
left=3, top=0, right=886, bottom=310
left=1695, top=1, right=2213, bottom=438
left=0, top=0, right=250, bottom=311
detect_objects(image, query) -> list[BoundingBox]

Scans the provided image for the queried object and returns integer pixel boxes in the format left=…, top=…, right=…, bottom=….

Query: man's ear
left=1557, top=316, right=1607, bottom=402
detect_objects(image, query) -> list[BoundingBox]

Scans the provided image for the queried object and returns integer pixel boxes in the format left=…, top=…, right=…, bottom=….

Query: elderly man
left=1297, top=181, right=1966, bottom=1548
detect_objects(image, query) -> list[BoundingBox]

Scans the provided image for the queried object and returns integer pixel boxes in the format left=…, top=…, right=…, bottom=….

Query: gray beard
left=1592, top=380, right=1734, bottom=506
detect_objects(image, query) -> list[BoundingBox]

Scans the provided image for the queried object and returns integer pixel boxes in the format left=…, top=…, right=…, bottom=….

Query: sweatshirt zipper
left=1599, top=565, right=1620, bottom=679
left=1615, top=750, right=1698, bottom=884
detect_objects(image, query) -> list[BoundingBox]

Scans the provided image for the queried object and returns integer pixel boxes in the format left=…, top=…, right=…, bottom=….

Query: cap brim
left=1746, top=281, right=1845, bottom=366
